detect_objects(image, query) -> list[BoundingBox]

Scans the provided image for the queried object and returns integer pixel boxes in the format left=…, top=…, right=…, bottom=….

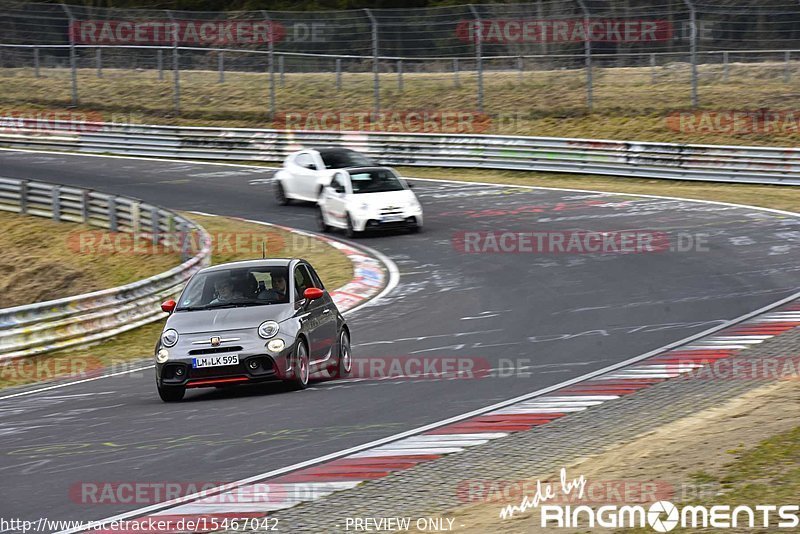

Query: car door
left=306, top=262, right=338, bottom=358
left=292, top=151, right=320, bottom=200
left=324, top=172, right=350, bottom=227
left=293, top=263, right=328, bottom=362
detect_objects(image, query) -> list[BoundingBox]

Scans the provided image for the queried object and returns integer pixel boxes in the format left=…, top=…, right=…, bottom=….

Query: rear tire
left=317, top=207, right=331, bottom=233
left=329, top=329, right=352, bottom=379
left=275, top=181, right=290, bottom=205
left=287, top=340, right=310, bottom=391
left=158, top=385, right=185, bottom=402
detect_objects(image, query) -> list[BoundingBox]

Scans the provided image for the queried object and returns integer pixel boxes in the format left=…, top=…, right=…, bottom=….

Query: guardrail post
left=81, top=190, right=90, bottom=223
left=784, top=51, right=791, bottom=83
left=397, top=59, right=403, bottom=92
left=364, top=9, right=380, bottom=115
left=453, top=58, right=460, bottom=87
left=108, top=197, right=117, bottom=232
left=166, top=10, right=180, bottom=115
left=51, top=186, right=61, bottom=221
left=131, top=202, right=141, bottom=235
left=96, top=48, right=102, bottom=78
left=33, top=46, right=40, bottom=78
left=261, top=10, right=276, bottom=118
left=575, top=0, right=593, bottom=112
left=335, top=57, right=342, bottom=90
left=157, top=49, right=164, bottom=81
left=19, top=180, right=28, bottom=215
left=723, top=51, right=729, bottom=81
left=468, top=4, right=484, bottom=112
left=218, top=51, right=224, bottom=83
left=60, top=3, right=79, bottom=106
left=683, top=0, right=699, bottom=107
left=650, top=53, right=656, bottom=84
left=151, top=209, right=160, bottom=245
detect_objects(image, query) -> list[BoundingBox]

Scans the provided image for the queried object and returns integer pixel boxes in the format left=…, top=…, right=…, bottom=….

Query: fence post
left=34, top=46, right=40, bottom=78
left=166, top=10, right=180, bottom=115
left=60, top=3, right=79, bottom=106
left=575, top=0, right=593, bottom=112
left=218, top=51, right=224, bottom=83
left=157, top=48, right=164, bottom=81
left=468, top=4, right=484, bottom=112
left=279, top=55, right=285, bottom=87
left=453, top=57, right=459, bottom=87
left=96, top=48, right=102, bottom=78
left=785, top=50, right=791, bottom=83
left=683, top=0, right=698, bottom=108
left=262, top=10, right=276, bottom=118
left=397, top=59, right=403, bottom=92
left=722, top=50, right=728, bottom=81
left=517, top=56, right=524, bottom=83
left=364, top=9, right=380, bottom=115
left=336, top=57, right=342, bottom=90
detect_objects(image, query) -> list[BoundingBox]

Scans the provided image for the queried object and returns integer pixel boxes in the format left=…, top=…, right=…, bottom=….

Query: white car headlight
left=161, top=329, right=179, bottom=348
left=155, top=348, right=169, bottom=363
left=267, top=339, right=285, bottom=352
left=258, top=320, right=280, bottom=339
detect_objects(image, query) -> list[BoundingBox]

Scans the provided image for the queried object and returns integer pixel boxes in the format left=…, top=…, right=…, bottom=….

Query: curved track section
left=0, top=149, right=798, bottom=526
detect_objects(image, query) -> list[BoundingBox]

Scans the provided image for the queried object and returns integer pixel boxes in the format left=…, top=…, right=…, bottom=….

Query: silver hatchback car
left=154, top=259, right=350, bottom=402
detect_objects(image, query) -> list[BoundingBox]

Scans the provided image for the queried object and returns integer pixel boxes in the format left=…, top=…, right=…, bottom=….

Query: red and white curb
left=73, top=297, right=800, bottom=533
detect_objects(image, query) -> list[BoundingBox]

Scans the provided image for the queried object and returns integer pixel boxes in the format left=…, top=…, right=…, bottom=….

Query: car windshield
left=176, top=266, right=290, bottom=311
left=349, top=169, right=406, bottom=194
left=319, top=149, right=375, bottom=169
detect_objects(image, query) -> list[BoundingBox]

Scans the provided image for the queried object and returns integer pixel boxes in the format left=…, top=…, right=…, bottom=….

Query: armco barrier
left=1, top=119, right=800, bottom=185
left=0, top=177, right=211, bottom=360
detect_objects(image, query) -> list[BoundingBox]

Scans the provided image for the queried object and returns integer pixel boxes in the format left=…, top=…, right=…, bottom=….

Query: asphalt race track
left=0, top=149, right=798, bottom=526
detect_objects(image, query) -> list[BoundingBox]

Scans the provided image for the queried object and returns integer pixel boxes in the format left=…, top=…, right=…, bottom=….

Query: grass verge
left=0, top=212, right=353, bottom=391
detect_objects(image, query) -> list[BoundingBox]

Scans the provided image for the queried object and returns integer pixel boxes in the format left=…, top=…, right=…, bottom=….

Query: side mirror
left=161, top=299, right=176, bottom=313
left=303, top=287, right=324, bottom=300
left=305, top=163, right=317, bottom=170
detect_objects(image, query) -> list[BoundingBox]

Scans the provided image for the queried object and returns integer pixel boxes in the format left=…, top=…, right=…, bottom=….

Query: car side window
left=293, top=265, right=313, bottom=299
left=306, top=264, right=325, bottom=290
left=295, top=153, right=315, bottom=170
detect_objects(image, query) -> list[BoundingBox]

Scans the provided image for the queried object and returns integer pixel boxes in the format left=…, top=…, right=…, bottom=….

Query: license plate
left=193, top=354, right=239, bottom=368
left=380, top=215, right=404, bottom=223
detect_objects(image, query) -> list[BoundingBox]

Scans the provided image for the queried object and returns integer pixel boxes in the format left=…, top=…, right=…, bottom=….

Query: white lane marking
left=0, top=366, right=154, bottom=402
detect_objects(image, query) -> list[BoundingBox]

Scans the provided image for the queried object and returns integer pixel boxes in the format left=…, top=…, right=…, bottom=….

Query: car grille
left=189, top=364, right=245, bottom=379
left=189, top=346, right=243, bottom=356
left=380, top=206, right=404, bottom=216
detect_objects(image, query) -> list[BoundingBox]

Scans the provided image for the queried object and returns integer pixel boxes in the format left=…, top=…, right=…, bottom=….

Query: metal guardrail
left=1, top=120, right=799, bottom=186
left=0, top=176, right=211, bottom=360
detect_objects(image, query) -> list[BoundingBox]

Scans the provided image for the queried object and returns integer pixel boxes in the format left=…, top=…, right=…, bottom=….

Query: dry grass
left=0, top=211, right=353, bottom=390
left=2, top=60, right=800, bottom=145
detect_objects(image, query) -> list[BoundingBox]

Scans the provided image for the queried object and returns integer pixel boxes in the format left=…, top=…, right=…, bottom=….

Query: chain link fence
left=1, top=1, right=800, bottom=125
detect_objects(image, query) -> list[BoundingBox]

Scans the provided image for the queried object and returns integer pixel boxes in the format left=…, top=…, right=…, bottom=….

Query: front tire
left=329, top=329, right=352, bottom=379
left=345, top=214, right=359, bottom=239
left=287, top=340, right=310, bottom=390
left=158, top=385, right=185, bottom=402
left=275, top=181, right=290, bottom=205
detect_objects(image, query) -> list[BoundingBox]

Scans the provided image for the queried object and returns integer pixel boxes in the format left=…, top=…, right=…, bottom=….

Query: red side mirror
left=303, top=287, right=324, bottom=300
left=161, top=299, right=177, bottom=313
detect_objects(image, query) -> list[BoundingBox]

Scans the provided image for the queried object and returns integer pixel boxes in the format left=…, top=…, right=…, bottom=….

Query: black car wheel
left=329, top=329, right=352, bottom=379
left=288, top=340, right=310, bottom=390
left=317, top=206, right=331, bottom=233
left=158, top=384, right=185, bottom=402
left=345, top=214, right=359, bottom=239
left=275, top=181, right=290, bottom=205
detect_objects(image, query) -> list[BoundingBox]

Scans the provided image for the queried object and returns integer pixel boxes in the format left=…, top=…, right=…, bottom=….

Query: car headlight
left=267, top=339, right=285, bottom=352
left=161, top=329, right=179, bottom=348
left=155, top=348, right=169, bottom=363
left=258, top=320, right=280, bottom=339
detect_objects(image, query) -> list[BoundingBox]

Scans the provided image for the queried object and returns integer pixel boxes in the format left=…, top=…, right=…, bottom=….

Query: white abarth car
left=274, top=147, right=377, bottom=204
left=317, top=167, right=423, bottom=238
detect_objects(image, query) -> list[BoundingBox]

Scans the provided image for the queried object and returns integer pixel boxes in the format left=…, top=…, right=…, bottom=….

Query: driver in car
left=257, top=273, right=288, bottom=302
left=209, top=278, right=243, bottom=305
